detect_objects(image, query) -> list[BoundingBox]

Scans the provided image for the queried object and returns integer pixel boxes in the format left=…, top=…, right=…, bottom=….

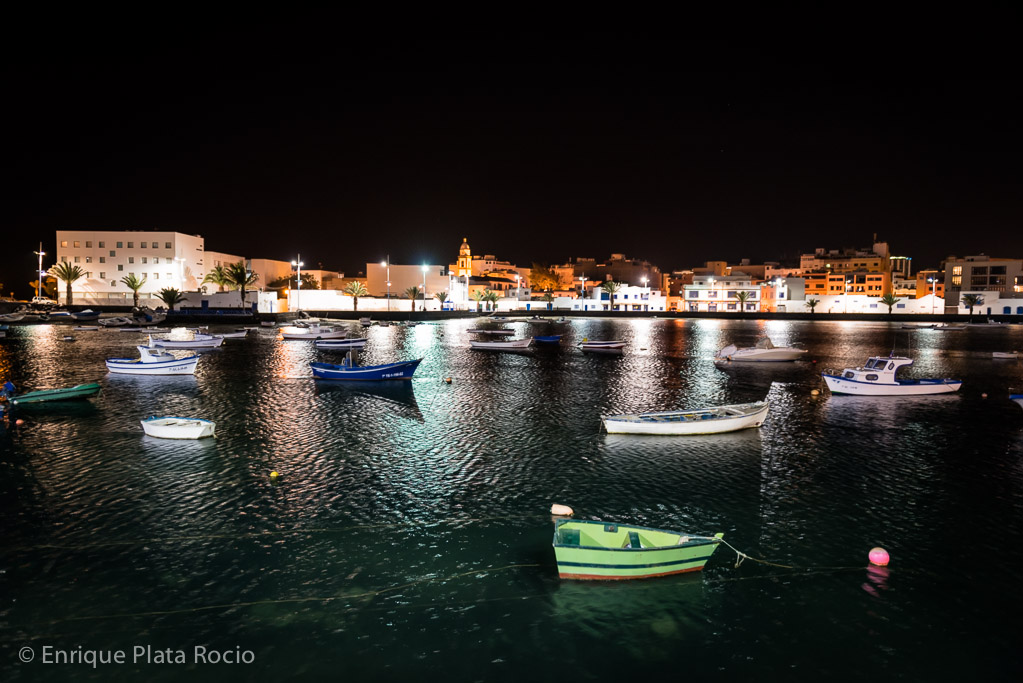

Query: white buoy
left=550, top=503, right=574, bottom=517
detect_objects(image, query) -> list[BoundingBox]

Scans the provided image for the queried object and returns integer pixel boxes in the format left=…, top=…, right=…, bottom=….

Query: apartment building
left=681, top=273, right=760, bottom=313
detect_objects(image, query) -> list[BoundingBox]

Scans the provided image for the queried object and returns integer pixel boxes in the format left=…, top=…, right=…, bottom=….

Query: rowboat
left=716, top=337, right=808, bottom=362
left=106, top=338, right=199, bottom=375
left=466, top=328, right=514, bottom=336
left=0, top=313, right=25, bottom=322
left=310, top=356, right=422, bottom=381
left=469, top=338, right=532, bottom=350
left=553, top=519, right=724, bottom=580
left=2, top=382, right=102, bottom=405
left=73, top=326, right=99, bottom=331
left=281, top=324, right=347, bottom=340
left=71, top=309, right=100, bottom=321
left=993, top=351, right=1018, bottom=360
left=314, top=338, right=368, bottom=350
left=98, top=317, right=132, bottom=327
left=602, top=401, right=769, bottom=435
left=213, top=331, right=249, bottom=339
left=141, top=416, right=216, bottom=439
left=533, top=335, right=563, bottom=345
left=822, top=355, right=961, bottom=395
left=154, top=334, right=224, bottom=349
left=580, top=340, right=626, bottom=351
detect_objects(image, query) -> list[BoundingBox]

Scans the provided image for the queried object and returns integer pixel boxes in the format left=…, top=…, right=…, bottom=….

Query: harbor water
left=1, top=318, right=1022, bottom=681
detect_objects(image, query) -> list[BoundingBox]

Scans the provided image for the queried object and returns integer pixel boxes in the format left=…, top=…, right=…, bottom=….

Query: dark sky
left=4, top=33, right=1021, bottom=297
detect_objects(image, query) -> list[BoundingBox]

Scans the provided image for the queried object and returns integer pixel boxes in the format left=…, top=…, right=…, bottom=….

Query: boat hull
left=310, top=358, right=422, bottom=381
left=141, top=417, right=216, bottom=439
left=154, top=338, right=224, bottom=349
left=553, top=520, right=723, bottom=580
left=469, top=339, right=532, bottom=350
left=314, top=339, right=367, bottom=350
left=9, top=383, right=102, bottom=405
left=822, top=374, right=962, bottom=395
left=106, top=357, right=198, bottom=375
left=725, top=348, right=808, bottom=362
left=602, top=401, right=769, bottom=435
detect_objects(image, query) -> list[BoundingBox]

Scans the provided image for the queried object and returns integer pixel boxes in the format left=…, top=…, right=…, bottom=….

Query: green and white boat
left=553, top=519, right=724, bottom=580
left=6, top=382, right=102, bottom=405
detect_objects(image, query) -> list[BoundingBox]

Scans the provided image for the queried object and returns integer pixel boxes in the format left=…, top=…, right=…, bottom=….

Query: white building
left=55, top=230, right=205, bottom=305
left=569, top=283, right=668, bottom=312
left=681, top=274, right=760, bottom=313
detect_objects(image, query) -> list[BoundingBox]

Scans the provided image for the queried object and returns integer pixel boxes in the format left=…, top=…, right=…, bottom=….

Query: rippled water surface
left=2, top=318, right=1022, bottom=681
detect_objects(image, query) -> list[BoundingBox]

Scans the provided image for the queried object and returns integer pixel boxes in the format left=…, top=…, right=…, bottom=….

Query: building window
left=74, top=256, right=80, bottom=263
left=86, top=272, right=91, bottom=278
left=153, top=243, right=159, bottom=249
left=99, top=257, right=105, bottom=263
left=98, top=241, right=104, bottom=248
left=128, top=257, right=134, bottom=264
left=153, top=257, right=159, bottom=264
left=165, top=242, right=172, bottom=249
left=61, top=240, right=68, bottom=247
left=127, top=242, right=134, bottom=248
left=141, top=242, right=147, bottom=248
left=688, top=291, right=698, bottom=298
left=154, top=273, right=159, bottom=279
left=952, top=276, right=962, bottom=286
left=116, top=241, right=123, bottom=248
left=896, top=304, right=906, bottom=309
left=117, top=264, right=123, bottom=271
left=85, top=256, right=92, bottom=263
left=86, top=241, right=92, bottom=248
left=100, top=272, right=106, bottom=279
left=142, top=257, right=147, bottom=264
left=727, top=303, right=737, bottom=310
left=61, top=256, right=67, bottom=262
left=74, top=241, right=80, bottom=247
left=708, top=290, right=717, bottom=298
left=110, top=250, right=116, bottom=257
left=952, top=266, right=962, bottom=276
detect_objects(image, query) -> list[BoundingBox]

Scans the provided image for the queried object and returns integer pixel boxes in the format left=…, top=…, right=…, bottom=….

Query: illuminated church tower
left=456, top=238, right=472, bottom=277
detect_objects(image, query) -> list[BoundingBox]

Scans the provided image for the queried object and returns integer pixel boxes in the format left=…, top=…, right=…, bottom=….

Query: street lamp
left=380, top=257, right=390, bottom=311
left=291, top=255, right=304, bottom=312
left=845, top=278, right=852, bottom=313
left=515, top=274, right=521, bottom=300
left=34, top=243, right=45, bottom=300
left=578, top=275, right=586, bottom=300
left=421, top=265, right=428, bottom=312
left=928, top=276, right=937, bottom=316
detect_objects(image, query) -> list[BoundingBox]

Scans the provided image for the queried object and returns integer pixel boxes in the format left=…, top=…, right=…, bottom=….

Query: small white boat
left=466, top=328, right=515, bottom=336
left=822, top=355, right=962, bottom=395
left=141, top=416, right=216, bottom=439
left=469, top=338, right=533, bottom=350
left=315, top=338, right=368, bottom=350
left=934, top=324, right=967, bottom=331
left=98, top=317, right=132, bottom=327
left=603, top=401, right=769, bottom=435
left=73, top=325, right=99, bottom=331
left=213, top=331, right=249, bottom=339
left=154, top=335, right=224, bottom=349
left=716, top=337, right=808, bottom=362
left=0, top=313, right=26, bottom=322
left=281, top=324, right=347, bottom=340
left=106, top=338, right=199, bottom=375
left=993, top=351, right=1019, bottom=360
left=581, top=340, right=626, bottom=351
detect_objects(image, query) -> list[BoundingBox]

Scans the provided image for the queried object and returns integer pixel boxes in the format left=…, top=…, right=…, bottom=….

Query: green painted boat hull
left=553, top=519, right=723, bottom=580
left=9, top=383, right=102, bottom=405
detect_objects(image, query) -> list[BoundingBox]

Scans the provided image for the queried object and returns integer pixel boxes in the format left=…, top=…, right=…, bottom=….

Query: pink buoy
left=868, top=547, right=890, bottom=566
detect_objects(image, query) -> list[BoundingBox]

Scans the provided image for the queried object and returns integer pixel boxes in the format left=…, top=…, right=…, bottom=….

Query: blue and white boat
left=1012, top=394, right=1023, bottom=411
left=71, top=309, right=101, bottom=321
left=311, top=356, right=422, bottom=381
left=822, top=355, right=961, bottom=396
left=106, top=337, right=199, bottom=375
left=533, top=335, right=563, bottom=345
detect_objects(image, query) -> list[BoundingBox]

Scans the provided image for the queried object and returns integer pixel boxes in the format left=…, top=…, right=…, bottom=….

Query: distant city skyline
left=5, top=34, right=1020, bottom=296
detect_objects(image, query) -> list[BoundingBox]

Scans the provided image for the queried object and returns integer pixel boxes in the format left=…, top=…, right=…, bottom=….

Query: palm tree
left=49, top=262, right=87, bottom=306
left=201, top=265, right=232, bottom=293
left=484, top=289, right=499, bottom=312
left=434, top=291, right=448, bottom=308
left=600, top=281, right=622, bottom=310
left=120, top=273, right=148, bottom=308
left=735, top=291, right=751, bottom=311
left=471, top=289, right=486, bottom=313
left=879, top=293, right=902, bottom=315
left=343, top=281, right=369, bottom=312
left=541, top=291, right=555, bottom=311
left=404, top=286, right=421, bottom=312
left=156, top=287, right=186, bottom=311
left=805, top=298, right=820, bottom=315
left=961, top=293, right=983, bottom=321
left=225, top=261, right=259, bottom=309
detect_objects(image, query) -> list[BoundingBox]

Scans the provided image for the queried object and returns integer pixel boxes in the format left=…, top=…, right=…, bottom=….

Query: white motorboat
left=603, top=401, right=769, bottom=435
left=822, top=355, right=962, bottom=395
left=213, top=331, right=249, bottom=339
left=315, top=338, right=368, bottom=350
left=580, top=340, right=626, bottom=352
left=716, top=337, right=808, bottom=362
left=469, top=338, right=532, bottom=351
left=154, top=334, right=224, bottom=349
left=105, top=338, right=199, bottom=375
left=141, top=416, right=216, bottom=439
left=466, top=328, right=515, bottom=336
left=993, top=351, right=1018, bottom=360
left=281, top=324, right=347, bottom=340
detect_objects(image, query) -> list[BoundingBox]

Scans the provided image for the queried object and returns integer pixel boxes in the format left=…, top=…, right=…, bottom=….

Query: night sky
left=5, top=33, right=1021, bottom=297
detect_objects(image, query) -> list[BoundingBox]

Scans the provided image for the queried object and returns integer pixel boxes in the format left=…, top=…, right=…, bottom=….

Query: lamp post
left=515, top=274, right=521, bottom=300
left=34, top=243, right=45, bottom=300
left=291, top=255, right=304, bottom=312
left=421, top=265, right=428, bottom=312
left=380, top=257, right=390, bottom=311
left=845, top=278, right=852, bottom=313
left=928, top=276, right=936, bottom=316
left=578, top=275, right=586, bottom=305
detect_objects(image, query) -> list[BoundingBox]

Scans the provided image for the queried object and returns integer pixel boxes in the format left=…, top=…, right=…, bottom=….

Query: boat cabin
left=842, top=356, right=914, bottom=383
